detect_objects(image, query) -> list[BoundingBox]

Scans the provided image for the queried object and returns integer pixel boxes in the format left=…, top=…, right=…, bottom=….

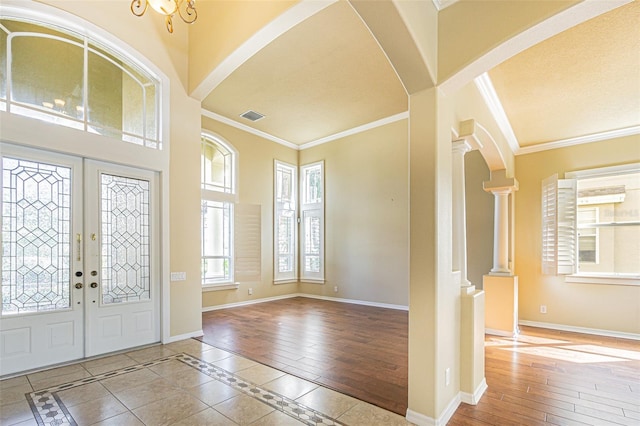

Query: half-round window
left=0, top=17, right=161, bottom=149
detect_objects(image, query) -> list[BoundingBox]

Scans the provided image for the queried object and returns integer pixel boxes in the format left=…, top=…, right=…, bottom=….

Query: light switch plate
left=171, top=272, right=186, bottom=281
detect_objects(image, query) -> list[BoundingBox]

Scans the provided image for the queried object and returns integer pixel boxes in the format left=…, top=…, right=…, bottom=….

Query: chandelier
left=131, top=0, right=197, bottom=33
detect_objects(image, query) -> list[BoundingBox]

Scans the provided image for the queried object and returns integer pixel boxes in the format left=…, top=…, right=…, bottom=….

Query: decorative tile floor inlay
left=25, top=352, right=345, bottom=426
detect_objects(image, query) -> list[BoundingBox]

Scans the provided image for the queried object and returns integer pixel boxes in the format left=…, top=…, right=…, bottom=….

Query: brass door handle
left=90, top=282, right=98, bottom=288
left=75, top=283, right=83, bottom=289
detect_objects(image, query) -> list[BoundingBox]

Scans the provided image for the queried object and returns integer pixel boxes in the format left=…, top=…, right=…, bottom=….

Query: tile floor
left=0, top=338, right=413, bottom=426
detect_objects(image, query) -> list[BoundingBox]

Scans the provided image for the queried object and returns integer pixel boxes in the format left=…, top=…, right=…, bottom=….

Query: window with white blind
left=301, top=161, right=325, bottom=282
left=274, top=161, right=297, bottom=283
left=542, top=163, right=640, bottom=284
left=201, top=134, right=237, bottom=288
left=273, top=160, right=326, bottom=284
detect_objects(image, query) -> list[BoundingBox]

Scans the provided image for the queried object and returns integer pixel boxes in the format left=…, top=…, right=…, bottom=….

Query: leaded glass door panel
left=84, top=160, right=159, bottom=357
left=0, top=145, right=84, bottom=375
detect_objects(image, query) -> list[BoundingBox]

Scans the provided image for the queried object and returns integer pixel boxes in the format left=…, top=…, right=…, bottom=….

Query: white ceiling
left=201, top=1, right=640, bottom=153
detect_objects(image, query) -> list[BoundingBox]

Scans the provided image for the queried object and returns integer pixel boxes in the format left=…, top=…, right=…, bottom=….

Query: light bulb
left=148, top=0, right=177, bottom=16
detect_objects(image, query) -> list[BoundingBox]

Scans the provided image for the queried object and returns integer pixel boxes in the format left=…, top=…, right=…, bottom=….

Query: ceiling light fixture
left=131, top=0, right=197, bottom=33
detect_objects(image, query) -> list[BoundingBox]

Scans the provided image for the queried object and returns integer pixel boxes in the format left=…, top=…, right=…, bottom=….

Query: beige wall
left=299, top=120, right=409, bottom=306
left=465, top=150, right=494, bottom=288
left=515, top=135, right=640, bottom=334
left=200, top=117, right=299, bottom=308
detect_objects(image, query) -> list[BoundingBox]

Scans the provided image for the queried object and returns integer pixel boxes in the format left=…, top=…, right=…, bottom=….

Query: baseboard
left=485, top=327, right=519, bottom=338
left=406, top=393, right=461, bottom=426
left=163, top=329, right=204, bottom=344
left=299, top=293, right=409, bottom=311
left=519, top=320, right=640, bottom=341
left=201, top=292, right=409, bottom=312
left=460, top=378, right=487, bottom=405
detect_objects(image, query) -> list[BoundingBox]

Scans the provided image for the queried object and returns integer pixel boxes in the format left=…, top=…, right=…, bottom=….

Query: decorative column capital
left=483, top=169, right=518, bottom=194
left=452, top=139, right=473, bottom=155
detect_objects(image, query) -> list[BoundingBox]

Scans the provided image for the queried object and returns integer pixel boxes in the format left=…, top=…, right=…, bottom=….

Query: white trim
left=200, top=293, right=409, bottom=312
left=473, top=73, right=520, bottom=154
left=517, top=126, right=640, bottom=155
left=406, top=393, right=461, bottom=426
left=202, top=283, right=240, bottom=292
left=518, top=320, right=640, bottom=341
left=439, top=0, right=632, bottom=96
left=565, top=162, right=639, bottom=179
left=191, top=0, right=337, bottom=100
left=201, top=110, right=298, bottom=149
left=300, top=279, right=325, bottom=284
left=299, top=111, right=409, bottom=150
left=202, top=109, right=410, bottom=151
left=485, top=328, right=519, bottom=338
left=201, top=294, right=299, bottom=312
left=431, top=0, right=460, bottom=11
left=406, top=409, right=435, bottom=426
left=565, top=275, right=640, bottom=286
left=298, top=294, right=409, bottom=311
left=460, top=378, right=488, bottom=405
left=163, top=330, right=204, bottom=344
left=273, top=279, right=299, bottom=285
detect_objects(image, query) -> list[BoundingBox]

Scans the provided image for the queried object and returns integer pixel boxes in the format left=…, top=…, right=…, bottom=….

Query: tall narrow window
left=301, top=161, right=325, bottom=282
left=274, top=161, right=297, bottom=283
left=201, top=134, right=237, bottom=288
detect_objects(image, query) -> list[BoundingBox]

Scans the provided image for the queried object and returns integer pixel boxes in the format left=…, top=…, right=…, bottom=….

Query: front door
left=0, top=145, right=160, bottom=375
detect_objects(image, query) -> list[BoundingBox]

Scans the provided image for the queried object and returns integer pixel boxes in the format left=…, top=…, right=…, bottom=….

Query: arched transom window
left=0, top=17, right=162, bottom=149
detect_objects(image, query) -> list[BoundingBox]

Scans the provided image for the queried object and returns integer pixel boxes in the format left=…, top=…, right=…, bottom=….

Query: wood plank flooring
left=200, top=297, right=408, bottom=414
left=200, top=297, right=640, bottom=424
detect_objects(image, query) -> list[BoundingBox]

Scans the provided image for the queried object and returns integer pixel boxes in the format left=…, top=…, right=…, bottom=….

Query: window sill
left=565, top=275, right=640, bottom=286
left=202, top=283, right=240, bottom=292
left=273, top=279, right=298, bottom=285
left=300, top=278, right=325, bottom=284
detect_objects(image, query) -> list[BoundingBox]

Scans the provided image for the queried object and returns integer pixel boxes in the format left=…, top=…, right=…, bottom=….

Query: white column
left=452, top=139, right=472, bottom=286
left=483, top=170, right=518, bottom=276
left=490, top=189, right=511, bottom=274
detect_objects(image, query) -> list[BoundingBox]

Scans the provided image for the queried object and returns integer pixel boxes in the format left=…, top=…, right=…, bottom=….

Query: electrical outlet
left=540, top=305, right=547, bottom=314
left=248, top=288, right=253, bottom=296
left=333, top=286, right=338, bottom=293
left=445, top=368, right=451, bottom=386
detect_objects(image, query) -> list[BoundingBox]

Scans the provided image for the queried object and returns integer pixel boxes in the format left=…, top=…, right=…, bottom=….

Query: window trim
left=200, top=133, right=238, bottom=290
left=274, top=160, right=298, bottom=283
left=565, top=162, right=640, bottom=285
left=0, top=12, right=166, bottom=149
left=300, top=161, right=325, bottom=283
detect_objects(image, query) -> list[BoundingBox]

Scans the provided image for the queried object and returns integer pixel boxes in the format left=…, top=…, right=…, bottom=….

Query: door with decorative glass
left=83, top=160, right=159, bottom=357
left=0, top=146, right=160, bottom=375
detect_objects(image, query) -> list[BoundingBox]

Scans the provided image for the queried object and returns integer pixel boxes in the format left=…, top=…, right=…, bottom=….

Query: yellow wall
left=299, top=120, right=409, bottom=306
left=200, top=117, right=299, bottom=308
left=515, top=135, right=640, bottom=334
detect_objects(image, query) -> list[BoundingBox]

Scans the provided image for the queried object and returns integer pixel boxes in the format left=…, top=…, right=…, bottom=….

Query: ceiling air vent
left=240, top=110, right=265, bottom=122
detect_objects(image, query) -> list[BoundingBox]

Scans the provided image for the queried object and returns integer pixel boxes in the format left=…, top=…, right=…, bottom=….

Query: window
left=274, top=161, right=297, bottom=283
left=273, top=160, right=325, bottom=284
left=301, top=162, right=325, bottom=282
left=201, top=134, right=237, bottom=288
left=542, top=164, right=640, bottom=283
left=0, top=17, right=162, bottom=148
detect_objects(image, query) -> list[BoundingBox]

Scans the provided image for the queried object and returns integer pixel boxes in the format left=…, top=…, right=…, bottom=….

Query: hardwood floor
left=200, top=297, right=408, bottom=415
left=200, top=297, right=640, bottom=425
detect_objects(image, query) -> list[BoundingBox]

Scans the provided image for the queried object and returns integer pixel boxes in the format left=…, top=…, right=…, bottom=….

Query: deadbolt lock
left=75, top=283, right=83, bottom=289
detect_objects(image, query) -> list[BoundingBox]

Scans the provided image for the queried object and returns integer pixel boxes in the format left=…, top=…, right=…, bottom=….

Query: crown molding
left=298, top=111, right=409, bottom=150
left=431, top=0, right=459, bottom=11
left=201, top=109, right=299, bottom=150
left=202, top=110, right=409, bottom=151
left=516, top=126, right=640, bottom=156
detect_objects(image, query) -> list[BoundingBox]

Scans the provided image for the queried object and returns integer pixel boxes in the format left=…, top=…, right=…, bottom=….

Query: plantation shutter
left=300, top=162, right=325, bottom=282
left=541, top=174, right=577, bottom=275
left=234, top=204, right=261, bottom=282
